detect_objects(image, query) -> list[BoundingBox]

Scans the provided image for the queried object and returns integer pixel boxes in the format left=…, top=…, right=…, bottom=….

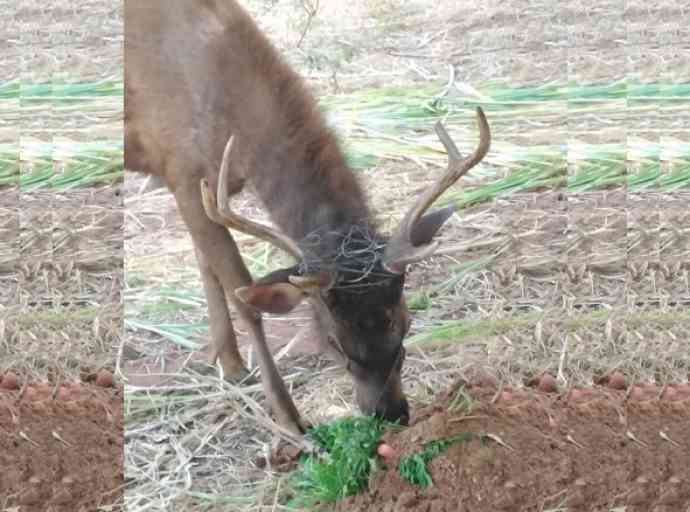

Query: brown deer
left=125, top=0, right=490, bottom=435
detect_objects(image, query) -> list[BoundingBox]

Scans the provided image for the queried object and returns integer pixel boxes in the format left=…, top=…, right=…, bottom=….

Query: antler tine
left=200, top=135, right=304, bottom=261
left=383, top=107, right=491, bottom=272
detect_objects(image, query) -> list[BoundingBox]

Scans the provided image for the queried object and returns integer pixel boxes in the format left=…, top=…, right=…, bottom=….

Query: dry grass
left=0, top=5, right=124, bottom=512
left=1, top=189, right=123, bottom=380
left=121, top=1, right=689, bottom=509
left=1, top=1, right=124, bottom=388
left=1, top=0, right=679, bottom=509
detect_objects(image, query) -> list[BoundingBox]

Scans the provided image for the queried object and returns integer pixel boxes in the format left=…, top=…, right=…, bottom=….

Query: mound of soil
left=0, top=373, right=123, bottom=510
left=335, top=381, right=690, bottom=512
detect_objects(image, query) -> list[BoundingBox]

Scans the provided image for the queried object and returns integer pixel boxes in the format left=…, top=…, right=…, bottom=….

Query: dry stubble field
left=1, top=0, right=689, bottom=511
left=1, top=1, right=124, bottom=509
left=122, top=1, right=690, bottom=510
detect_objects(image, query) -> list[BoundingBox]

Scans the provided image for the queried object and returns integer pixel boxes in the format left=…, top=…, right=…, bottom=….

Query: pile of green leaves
left=398, top=432, right=481, bottom=487
left=288, top=416, right=388, bottom=508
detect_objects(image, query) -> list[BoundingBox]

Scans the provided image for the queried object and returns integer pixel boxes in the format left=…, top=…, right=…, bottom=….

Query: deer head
left=201, top=107, right=490, bottom=425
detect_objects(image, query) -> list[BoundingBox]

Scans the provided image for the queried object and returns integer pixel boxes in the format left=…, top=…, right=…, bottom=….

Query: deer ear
left=235, top=282, right=306, bottom=314
left=410, top=205, right=456, bottom=246
left=234, top=266, right=334, bottom=314
left=234, top=265, right=304, bottom=314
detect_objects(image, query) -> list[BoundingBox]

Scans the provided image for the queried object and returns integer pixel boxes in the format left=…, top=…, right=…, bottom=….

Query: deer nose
left=376, top=398, right=409, bottom=426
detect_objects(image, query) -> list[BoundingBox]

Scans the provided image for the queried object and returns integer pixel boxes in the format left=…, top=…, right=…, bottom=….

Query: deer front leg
left=194, top=247, right=249, bottom=380
left=234, top=301, right=308, bottom=435
left=209, top=232, right=306, bottom=435
left=175, top=178, right=306, bottom=435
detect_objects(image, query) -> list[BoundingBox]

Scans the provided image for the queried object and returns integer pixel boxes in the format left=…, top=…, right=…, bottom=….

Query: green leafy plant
left=288, top=416, right=388, bottom=508
left=398, top=432, right=481, bottom=487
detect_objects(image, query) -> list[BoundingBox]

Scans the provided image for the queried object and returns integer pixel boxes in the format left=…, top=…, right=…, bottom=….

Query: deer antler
left=382, top=107, right=491, bottom=273
left=200, top=136, right=304, bottom=261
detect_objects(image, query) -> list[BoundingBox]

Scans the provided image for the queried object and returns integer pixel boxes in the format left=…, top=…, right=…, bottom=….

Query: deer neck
left=247, top=137, right=377, bottom=267
left=238, top=95, right=375, bottom=263
left=216, top=20, right=375, bottom=262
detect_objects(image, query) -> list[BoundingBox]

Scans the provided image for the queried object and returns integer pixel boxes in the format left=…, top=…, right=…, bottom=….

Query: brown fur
left=126, top=0, right=370, bottom=241
left=125, top=0, right=476, bottom=433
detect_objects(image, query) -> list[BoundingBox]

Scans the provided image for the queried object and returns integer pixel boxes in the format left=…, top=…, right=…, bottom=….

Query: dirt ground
left=334, top=379, right=690, bottom=512
left=0, top=372, right=123, bottom=511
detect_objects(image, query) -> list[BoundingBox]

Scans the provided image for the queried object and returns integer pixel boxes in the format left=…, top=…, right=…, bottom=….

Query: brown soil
left=334, top=380, right=690, bottom=512
left=0, top=373, right=123, bottom=511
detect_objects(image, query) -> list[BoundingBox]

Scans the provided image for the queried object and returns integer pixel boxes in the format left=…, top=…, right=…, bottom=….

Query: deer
left=125, top=0, right=490, bottom=436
